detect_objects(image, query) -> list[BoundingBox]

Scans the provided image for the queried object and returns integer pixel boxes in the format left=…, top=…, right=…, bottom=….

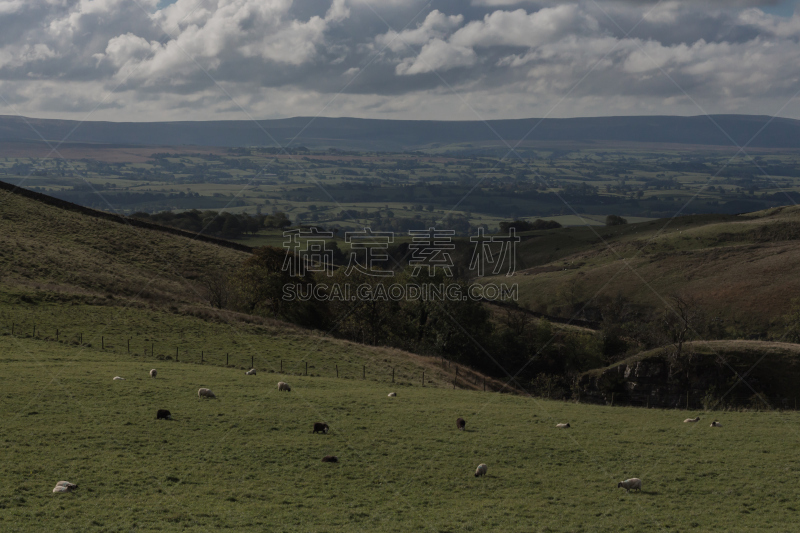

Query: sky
left=1, top=0, right=800, bottom=122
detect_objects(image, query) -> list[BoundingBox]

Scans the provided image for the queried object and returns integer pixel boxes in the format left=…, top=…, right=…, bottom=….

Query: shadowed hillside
left=578, top=340, right=800, bottom=409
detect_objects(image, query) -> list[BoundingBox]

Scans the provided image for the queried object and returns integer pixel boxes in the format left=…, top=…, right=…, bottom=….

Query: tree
left=201, top=269, right=231, bottom=309
left=781, top=298, right=800, bottom=342
left=661, top=294, right=702, bottom=361
left=264, top=212, right=291, bottom=229
left=231, top=246, right=326, bottom=328
left=605, top=214, right=628, bottom=226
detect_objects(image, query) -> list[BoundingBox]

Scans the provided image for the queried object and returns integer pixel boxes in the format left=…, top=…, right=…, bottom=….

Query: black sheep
left=156, top=409, right=172, bottom=420
left=456, top=417, right=466, bottom=431
left=313, top=422, right=329, bottom=434
left=322, top=455, right=338, bottom=463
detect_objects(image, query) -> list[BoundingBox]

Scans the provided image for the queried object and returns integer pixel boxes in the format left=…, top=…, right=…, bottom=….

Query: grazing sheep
left=456, top=417, right=466, bottom=431
left=618, top=478, right=642, bottom=492
left=388, top=392, right=396, bottom=397
left=322, top=455, right=338, bottom=463
left=245, top=368, right=256, bottom=375
left=53, top=481, right=77, bottom=493
left=710, top=421, right=722, bottom=427
left=684, top=416, right=700, bottom=423
left=156, top=409, right=172, bottom=420
left=198, top=388, right=216, bottom=399
left=313, top=422, right=329, bottom=434
left=149, top=369, right=157, bottom=379
left=475, top=463, right=488, bottom=477
left=556, top=423, right=571, bottom=428
left=113, top=376, right=124, bottom=380
left=277, top=381, right=291, bottom=392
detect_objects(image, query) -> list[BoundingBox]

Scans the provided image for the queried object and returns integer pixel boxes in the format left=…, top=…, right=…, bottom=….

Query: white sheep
left=556, top=423, right=570, bottom=428
left=617, top=478, right=642, bottom=492
left=710, top=421, right=722, bottom=427
left=474, top=463, right=488, bottom=477
left=113, top=376, right=124, bottom=380
left=388, top=392, right=397, bottom=397
left=198, top=387, right=216, bottom=399
left=683, top=416, right=700, bottom=423
left=245, top=368, right=256, bottom=375
left=149, top=369, right=157, bottom=379
left=53, top=481, right=77, bottom=493
left=277, top=381, right=291, bottom=392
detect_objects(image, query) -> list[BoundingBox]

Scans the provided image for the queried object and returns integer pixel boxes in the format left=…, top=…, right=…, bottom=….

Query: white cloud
left=375, top=10, right=464, bottom=53
left=396, top=38, right=477, bottom=75
left=450, top=6, right=599, bottom=48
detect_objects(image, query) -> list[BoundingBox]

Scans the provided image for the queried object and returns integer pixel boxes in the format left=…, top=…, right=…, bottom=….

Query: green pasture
left=2, top=335, right=800, bottom=531
left=0, top=300, right=457, bottom=389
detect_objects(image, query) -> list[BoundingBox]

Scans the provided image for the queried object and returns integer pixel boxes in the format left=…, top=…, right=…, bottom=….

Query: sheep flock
left=86, top=366, right=733, bottom=500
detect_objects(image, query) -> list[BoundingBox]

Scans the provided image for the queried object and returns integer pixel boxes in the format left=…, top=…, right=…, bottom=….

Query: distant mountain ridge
left=1, top=114, right=798, bottom=151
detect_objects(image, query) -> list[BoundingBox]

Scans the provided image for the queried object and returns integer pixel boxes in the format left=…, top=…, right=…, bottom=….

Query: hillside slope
left=484, top=207, right=800, bottom=329
left=0, top=185, right=505, bottom=392
left=0, top=186, right=246, bottom=305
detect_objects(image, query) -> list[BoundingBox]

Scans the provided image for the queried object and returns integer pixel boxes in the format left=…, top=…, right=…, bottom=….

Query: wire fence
left=0, top=321, right=505, bottom=393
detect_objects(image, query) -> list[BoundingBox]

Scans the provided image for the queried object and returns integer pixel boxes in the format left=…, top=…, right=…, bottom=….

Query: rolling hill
left=2, top=114, right=800, bottom=151
left=0, top=183, right=501, bottom=392
left=483, top=206, right=800, bottom=332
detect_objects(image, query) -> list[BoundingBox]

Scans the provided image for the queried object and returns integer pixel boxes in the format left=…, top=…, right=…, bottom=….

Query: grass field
left=2, top=335, right=800, bottom=532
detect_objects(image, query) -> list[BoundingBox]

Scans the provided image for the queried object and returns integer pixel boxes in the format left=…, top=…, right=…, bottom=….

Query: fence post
left=151, top=343, right=154, bottom=357
left=127, top=339, right=130, bottom=354
left=201, top=351, right=204, bottom=364
left=56, top=329, right=59, bottom=341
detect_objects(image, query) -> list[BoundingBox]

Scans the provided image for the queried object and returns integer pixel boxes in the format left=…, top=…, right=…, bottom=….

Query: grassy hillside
left=2, top=335, right=800, bottom=532
left=0, top=189, right=246, bottom=305
left=485, top=207, right=800, bottom=329
left=0, top=187, right=505, bottom=391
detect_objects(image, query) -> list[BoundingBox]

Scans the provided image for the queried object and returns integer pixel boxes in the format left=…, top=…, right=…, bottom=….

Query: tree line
left=131, top=210, right=291, bottom=238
